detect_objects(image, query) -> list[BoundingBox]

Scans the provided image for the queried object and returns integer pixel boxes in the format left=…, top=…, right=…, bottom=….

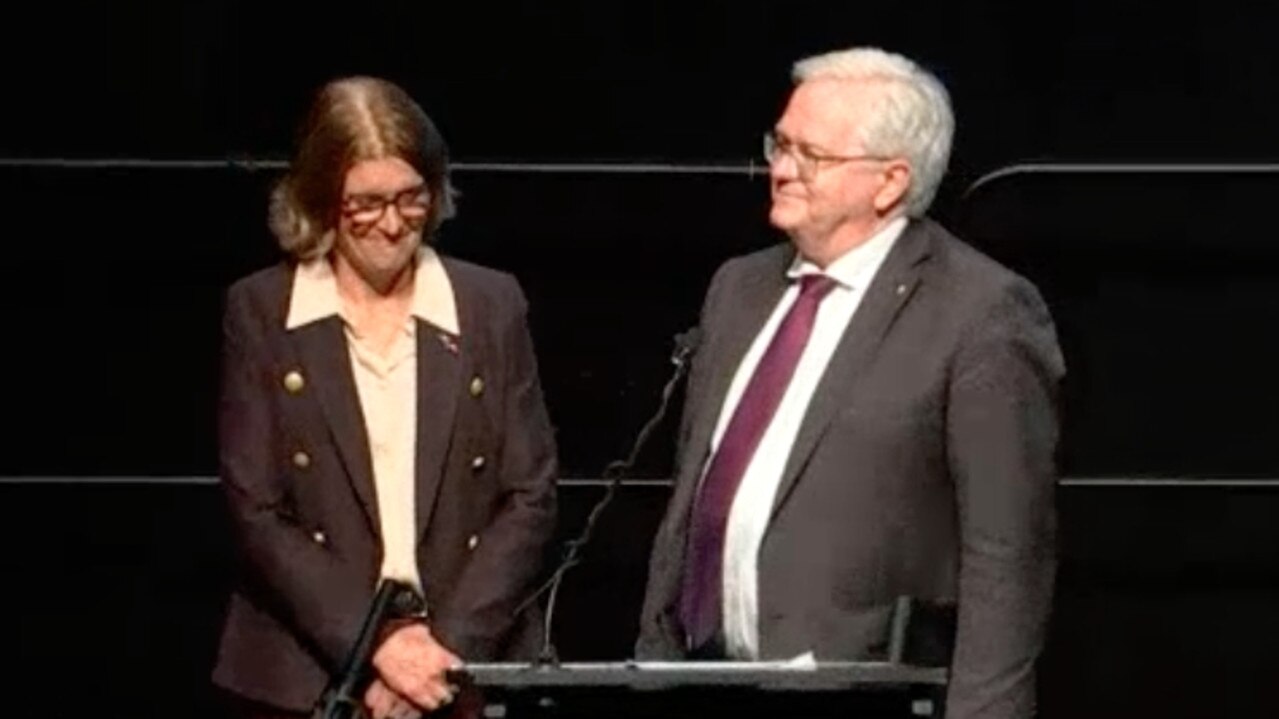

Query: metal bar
left=962, top=162, right=1279, bottom=202
left=0, top=157, right=766, bottom=176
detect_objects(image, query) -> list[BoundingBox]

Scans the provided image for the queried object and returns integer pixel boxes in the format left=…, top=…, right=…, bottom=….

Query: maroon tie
left=679, top=273, right=838, bottom=650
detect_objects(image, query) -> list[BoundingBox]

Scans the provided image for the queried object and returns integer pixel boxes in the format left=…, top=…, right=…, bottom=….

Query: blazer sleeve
left=943, top=277, right=1065, bottom=719
left=218, top=285, right=373, bottom=670
left=431, top=277, right=559, bottom=659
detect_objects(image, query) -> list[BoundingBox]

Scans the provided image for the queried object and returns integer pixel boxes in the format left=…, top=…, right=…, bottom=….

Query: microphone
left=513, top=326, right=701, bottom=665
left=671, top=327, right=701, bottom=368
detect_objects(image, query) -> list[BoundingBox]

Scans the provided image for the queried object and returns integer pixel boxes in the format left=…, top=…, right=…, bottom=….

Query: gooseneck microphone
left=514, top=326, right=702, bottom=665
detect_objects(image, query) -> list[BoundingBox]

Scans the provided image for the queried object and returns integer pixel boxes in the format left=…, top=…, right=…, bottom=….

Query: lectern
left=450, top=660, right=948, bottom=719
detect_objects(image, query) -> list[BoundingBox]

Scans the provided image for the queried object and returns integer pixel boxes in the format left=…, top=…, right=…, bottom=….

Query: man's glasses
left=341, top=186, right=431, bottom=226
left=763, top=131, right=891, bottom=179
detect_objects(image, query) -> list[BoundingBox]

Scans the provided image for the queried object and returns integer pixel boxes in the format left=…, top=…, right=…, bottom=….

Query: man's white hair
left=793, top=47, right=954, bottom=216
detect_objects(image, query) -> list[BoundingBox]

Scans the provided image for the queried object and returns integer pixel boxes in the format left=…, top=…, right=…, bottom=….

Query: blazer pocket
left=809, top=601, right=897, bottom=660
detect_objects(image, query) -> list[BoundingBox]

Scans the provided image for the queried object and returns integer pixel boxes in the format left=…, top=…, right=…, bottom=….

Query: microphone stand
left=314, top=579, right=423, bottom=719
left=514, top=329, right=700, bottom=666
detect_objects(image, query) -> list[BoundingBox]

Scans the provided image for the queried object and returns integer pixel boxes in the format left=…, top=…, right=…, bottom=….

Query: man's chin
left=768, top=206, right=802, bottom=233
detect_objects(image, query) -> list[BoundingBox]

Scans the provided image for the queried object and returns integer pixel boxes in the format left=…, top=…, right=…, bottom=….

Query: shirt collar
left=285, top=246, right=460, bottom=335
left=787, top=216, right=908, bottom=289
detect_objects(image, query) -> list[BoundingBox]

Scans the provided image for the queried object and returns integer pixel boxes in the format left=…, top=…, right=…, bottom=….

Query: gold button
left=469, top=376, right=484, bottom=397
left=466, top=534, right=479, bottom=550
left=292, top=451, right=310, bottom=469
left=283, top=370, right=305, bottom=394
left=471, top=455, right=486, bottom=471
left=311, top=530, right=327, bottom=545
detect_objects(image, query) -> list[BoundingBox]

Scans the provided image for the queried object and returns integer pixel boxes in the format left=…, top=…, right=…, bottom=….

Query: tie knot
left=797, top=273, right=838, bottom=301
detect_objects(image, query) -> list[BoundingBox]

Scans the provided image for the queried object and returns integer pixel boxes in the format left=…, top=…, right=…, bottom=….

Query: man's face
left=768, top=78, right=906, bottom=264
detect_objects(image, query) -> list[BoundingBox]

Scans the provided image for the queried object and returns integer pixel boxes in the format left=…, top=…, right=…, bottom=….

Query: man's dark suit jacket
left=637, top=219, right=1063, bottom=719
left=213, top=258, right=558, bottom=712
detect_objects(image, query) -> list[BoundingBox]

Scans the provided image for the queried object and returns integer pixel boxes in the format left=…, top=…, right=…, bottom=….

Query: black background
left=3, top=2, right=1279, bottom=717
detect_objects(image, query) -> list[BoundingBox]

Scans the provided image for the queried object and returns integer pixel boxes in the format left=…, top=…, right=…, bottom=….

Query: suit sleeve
left=944, top=277, right=1064, bottom=719
left=218, top=286, right=372, bottom=670
left=432, top=278, right=559, bottom=659
left=635, top=259, right=733, bottom=659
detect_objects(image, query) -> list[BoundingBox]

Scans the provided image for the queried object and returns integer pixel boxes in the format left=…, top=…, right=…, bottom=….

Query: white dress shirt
left=712, top=217, right=907, bottom=658
left=285, top=247, right=459, bottom=591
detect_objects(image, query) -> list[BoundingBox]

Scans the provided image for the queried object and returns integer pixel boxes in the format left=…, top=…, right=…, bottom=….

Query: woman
left=214, top=77, right=558, bottom=719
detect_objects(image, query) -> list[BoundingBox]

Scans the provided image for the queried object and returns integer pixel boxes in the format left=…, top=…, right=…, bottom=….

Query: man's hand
left=371, top=623, right=462, bottom=711
left=363, top=678, right=422, bottom=719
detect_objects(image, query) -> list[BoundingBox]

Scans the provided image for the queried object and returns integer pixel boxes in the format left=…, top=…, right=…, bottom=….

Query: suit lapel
left=292, top=317, right=381, bottom=535
left=413, top=320, right=462, bottom=540
left=769, top=222, right=933, bottom=519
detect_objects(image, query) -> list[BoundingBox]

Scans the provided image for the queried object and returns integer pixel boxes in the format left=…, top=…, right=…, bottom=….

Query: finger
left=369, top=694, right=394, bottom=719
left=399, top=680, right=443, bottom=712
left=386, top=699, right=418, bottom=719
left=426, top=649, right=463, bottom=677
left=411, top=677, right=455, bottom=712
left=442, top=649, right=463, bottom=671
left=392, top=702, right=423, bottom=719
left=365, top=682, right=396, bottom=719
left=432, top=680, right=456, bottom=708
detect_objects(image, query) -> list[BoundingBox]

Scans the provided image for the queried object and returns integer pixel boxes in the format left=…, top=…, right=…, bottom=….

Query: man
left=637, top=48, right=1063, bottom=719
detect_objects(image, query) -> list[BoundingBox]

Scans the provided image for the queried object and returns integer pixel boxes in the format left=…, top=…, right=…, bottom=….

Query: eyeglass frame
left=339, top=185, right=433, bottom=226
left=763, top=130, right=894, bottom=179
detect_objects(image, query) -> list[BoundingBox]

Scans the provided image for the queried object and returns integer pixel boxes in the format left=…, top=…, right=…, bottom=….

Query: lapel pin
left=437, top=332, right=460, bottom=355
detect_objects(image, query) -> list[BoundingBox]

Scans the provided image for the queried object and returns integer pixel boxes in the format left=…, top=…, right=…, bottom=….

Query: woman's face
left=333, top=156, right=431, bottom=289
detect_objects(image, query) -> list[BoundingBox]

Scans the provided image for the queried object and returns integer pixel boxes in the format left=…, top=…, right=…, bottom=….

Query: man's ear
left=873, top=160, right=912, bottom=213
